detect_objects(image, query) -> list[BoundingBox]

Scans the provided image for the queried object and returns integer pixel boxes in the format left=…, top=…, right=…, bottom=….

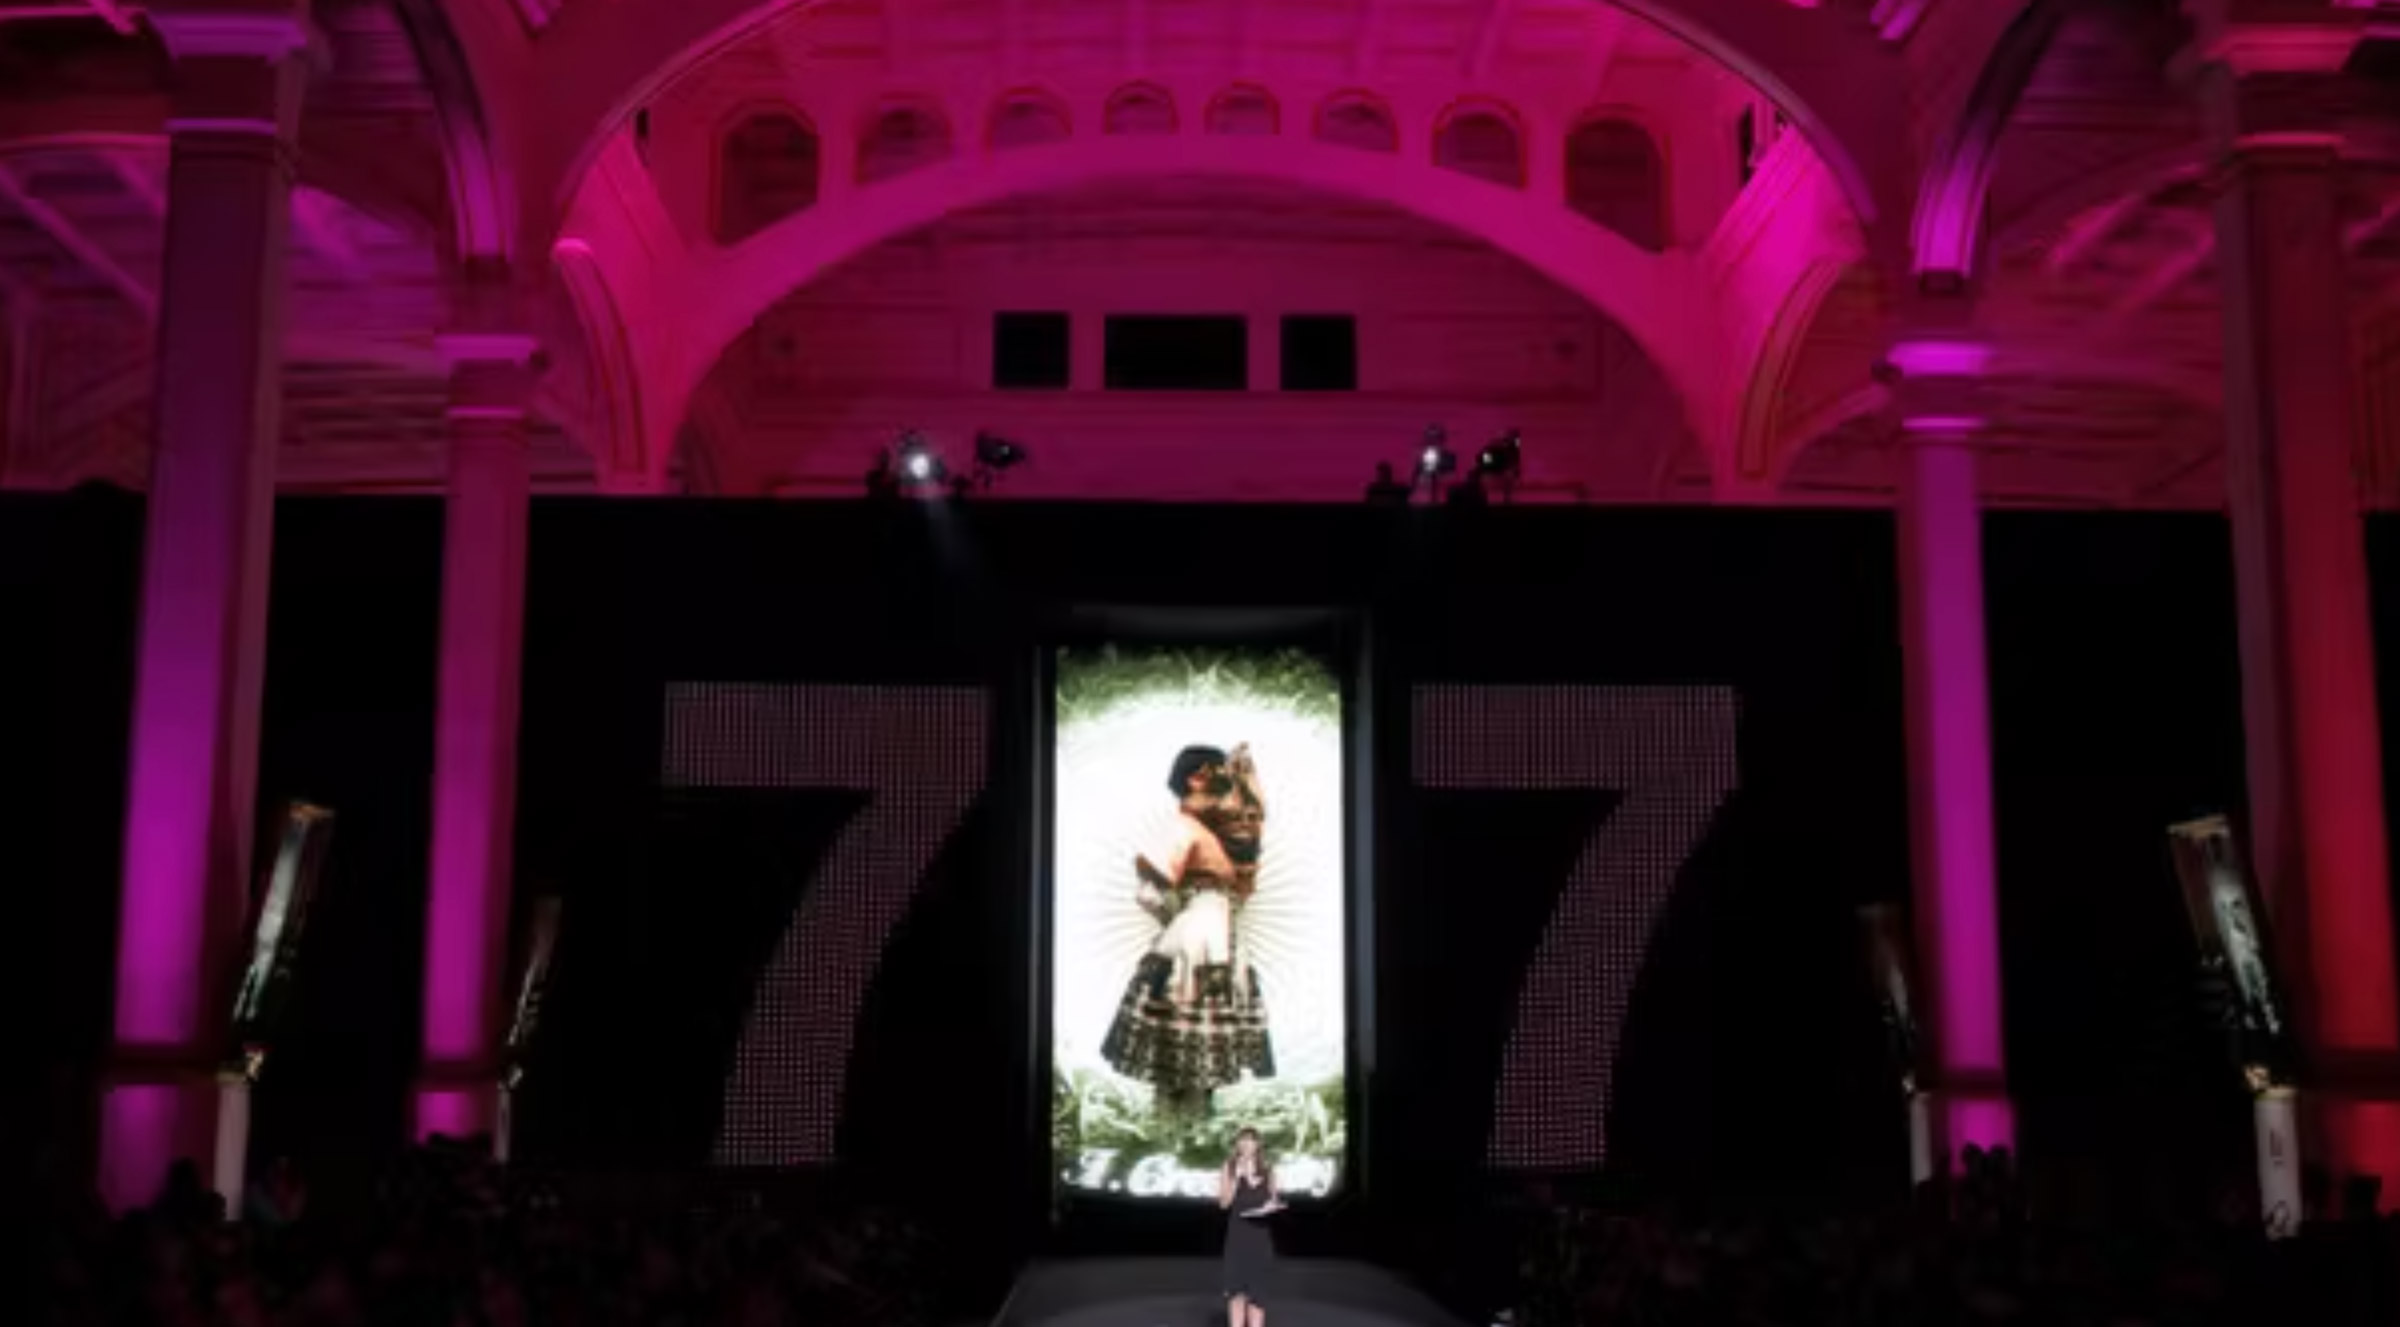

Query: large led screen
left=1050, top=644, right=1347, bottom=1200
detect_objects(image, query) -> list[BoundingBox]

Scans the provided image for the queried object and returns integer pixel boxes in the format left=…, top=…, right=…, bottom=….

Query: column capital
left=2177, top=3, right=2364, bottom=78
left=156, top=9, right=311, bottom=141
left=1885, top=338, right=1993, bottom=439
left=436, top=332, right=540, bottom=369
left=1887, top=337, right=1991, bottom=381
left=440, top=345, right=539, bottom=424
left=1884, top=329, right=1992, bottom=433
left=2175, top=8, right=2363, bottom=155
left=1896, top=415, right=1988, bottom=445
left=149, top=9, right=317, bottom=63
left=446, top=258, right=540, bottom=341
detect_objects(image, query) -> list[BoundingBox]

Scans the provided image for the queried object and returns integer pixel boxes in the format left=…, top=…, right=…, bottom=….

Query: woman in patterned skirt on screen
left=1101, top=743, right=1275, bottom=1122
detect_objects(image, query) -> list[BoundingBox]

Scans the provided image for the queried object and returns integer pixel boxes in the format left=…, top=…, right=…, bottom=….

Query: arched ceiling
left=1772, top=5, right=2400, bottom=509
left=523, top=0, right=1917, bottom=257
left=11, top=0, right=2400, bottom=507
left=0, top=6, right=583, bottom=491
left=686, top=176, right=1694, bottom=500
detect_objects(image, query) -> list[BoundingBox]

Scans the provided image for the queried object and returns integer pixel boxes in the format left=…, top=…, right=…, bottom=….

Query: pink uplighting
left=98, top=1084, right=190, bottom=1214
left=1944, top=1094, right=2017, bottom=1166
left=5, top=0, right=2397, bottom=1230
left=420, top=348, right=537, bottom=1075
left=413, top=1086, right=490, bottom=1143
left=1899, top=437, right=2007, bottom=1106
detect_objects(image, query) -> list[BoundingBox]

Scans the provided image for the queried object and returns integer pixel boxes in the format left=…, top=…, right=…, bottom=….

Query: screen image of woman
left=1102, top=743, right=1276, bottom=1122
left=1049, top=644, right=1347, bottom=1200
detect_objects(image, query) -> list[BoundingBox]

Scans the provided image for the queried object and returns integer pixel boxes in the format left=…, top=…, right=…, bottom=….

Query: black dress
left=1222, top=1173, right=1277, bottom=1303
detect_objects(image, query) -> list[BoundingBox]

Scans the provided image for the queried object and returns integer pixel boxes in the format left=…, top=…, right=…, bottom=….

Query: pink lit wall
left=683, top=206, right=1696, bottom=500
left=542, top=21, right=1874, bottom=494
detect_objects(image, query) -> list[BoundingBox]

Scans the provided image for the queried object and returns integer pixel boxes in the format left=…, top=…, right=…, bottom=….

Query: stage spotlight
left=972, top=431, right=1029, bottom=488
left=894, top=432, right=946, bottom=486
left=1417, top=425, right=1458, bottom=483
left=974, top=432, right=1027, bottom=470
left=1477, top=430, right=1522, bottom=480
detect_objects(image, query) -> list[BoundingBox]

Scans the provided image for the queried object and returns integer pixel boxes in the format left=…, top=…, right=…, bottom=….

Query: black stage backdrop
left=19, top=495, right=2400, bottom=1242
left=498, top=502, right=1913, bottom=1276
left=4, top=485, right=142, bottom=1191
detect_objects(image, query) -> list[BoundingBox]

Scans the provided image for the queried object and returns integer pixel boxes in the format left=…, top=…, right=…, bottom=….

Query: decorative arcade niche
left=1565, top=118, right=1668, bottom=253
left=857, top=104, right=955, bottom=184
left=1433, top=107, right=1525, bottom=189
left=715, top=112, right=821, bottom=246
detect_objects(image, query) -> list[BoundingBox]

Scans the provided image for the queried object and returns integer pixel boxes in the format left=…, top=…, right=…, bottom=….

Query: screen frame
left=1032, top=605, right=1374, bottom=1219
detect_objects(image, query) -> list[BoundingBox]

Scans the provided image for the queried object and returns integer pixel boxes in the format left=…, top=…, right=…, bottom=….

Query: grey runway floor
left=993, top=1258, right=1468, bottom=1327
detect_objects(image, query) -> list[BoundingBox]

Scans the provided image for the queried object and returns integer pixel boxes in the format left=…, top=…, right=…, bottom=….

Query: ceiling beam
left=0, top=162, right=155, bottom=316
left=290, top=189, right=372, bottom=282
left=882, top=0, right=913, bottom=70
left=96, top=148, right=163, bottom=212
left=82, top=0, right=135, bottom=33
left=2043, top=193, right=2140, bottom=279
left=2343, top=192, right=2400, bottom=250
left=1585, top=6, right=1630, bottom=95
left=0, top=263, right=35, bottom=315
left=2107, top=214, right=2213, bottom=322
left=1235, top=0, right=1266, bottom=76
left=0, top=4, right=118, bottom=22
left=1351, top=0, right=1393, bottom=79
left=1002, top=0, right=1028, bottom=78
left=2109, top=186, right=2400, bottom=327
left=1125, top=0, right=1149, bottom=71
left=1466, top=0, right=1520, bottom=82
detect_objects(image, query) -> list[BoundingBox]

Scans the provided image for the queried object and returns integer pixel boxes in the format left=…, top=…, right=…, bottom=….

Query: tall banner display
left=497, top=896, right=563, bottom=1163
left=217, top=802, right=336, bottom=1206
left=1856, top=903, right=1934, bottom=1183
left=2166, top=815, right=2301, bottom=1234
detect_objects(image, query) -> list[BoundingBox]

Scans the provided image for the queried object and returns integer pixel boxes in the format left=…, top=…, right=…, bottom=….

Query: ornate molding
left=436, top=332, right=540, bottom=369
left=149, top=11, right=317, bottom=62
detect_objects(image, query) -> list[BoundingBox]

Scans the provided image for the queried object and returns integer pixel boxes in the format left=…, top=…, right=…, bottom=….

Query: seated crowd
left=28, top=1141, right=2400, bottom=1326
left=1513, top=1148, right=2399, bottom=1327
left=33, top=1140, right=943, bottom=1327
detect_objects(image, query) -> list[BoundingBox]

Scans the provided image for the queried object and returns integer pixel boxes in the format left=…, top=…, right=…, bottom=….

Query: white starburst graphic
left=1052, top=659, right=1347, bottom=1093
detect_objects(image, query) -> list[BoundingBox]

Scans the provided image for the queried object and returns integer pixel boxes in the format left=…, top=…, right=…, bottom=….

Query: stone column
left=1890, top=339, right=2012, bottom=1170
left=416, top=329, right=539, bottom=1142
left=2195, top=16, right=2400, bottom=1197
left=99, top=9, right=306, bottom=1213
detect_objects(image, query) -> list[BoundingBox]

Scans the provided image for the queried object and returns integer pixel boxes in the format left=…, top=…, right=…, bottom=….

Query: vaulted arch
left=1911, top=0, right=2067, bottom=279
left=390, top=0, right=517, bottom=263
left=533, top=0, right=1914, bottom=263
left=646, top=132, right=1718, bottom=484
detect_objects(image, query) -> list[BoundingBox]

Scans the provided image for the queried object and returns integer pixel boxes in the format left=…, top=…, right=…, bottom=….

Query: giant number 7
left=660, top=682, right=989, bottom=1167
left=1413, top=685, right=1737, bottom=1170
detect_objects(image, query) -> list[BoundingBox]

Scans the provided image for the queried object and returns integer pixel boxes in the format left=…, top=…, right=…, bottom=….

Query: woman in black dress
left=1218, top=1127, right=1282, bottom=1327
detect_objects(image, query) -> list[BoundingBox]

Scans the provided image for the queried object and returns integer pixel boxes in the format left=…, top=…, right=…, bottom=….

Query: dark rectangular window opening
left=993, top=311, right=1071, bottom=389
left=1279, top=314, right=1358, bottom=392
left=1103, top=315, right=1248, bottom=391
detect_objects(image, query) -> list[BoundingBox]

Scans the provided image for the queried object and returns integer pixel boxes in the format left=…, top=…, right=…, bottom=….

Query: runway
left=993, top=1258, right=1469, bottom=1327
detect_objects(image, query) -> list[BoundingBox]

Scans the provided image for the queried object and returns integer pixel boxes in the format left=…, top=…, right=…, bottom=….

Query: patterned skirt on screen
left=1102, top=954, right=1275, bottom=1096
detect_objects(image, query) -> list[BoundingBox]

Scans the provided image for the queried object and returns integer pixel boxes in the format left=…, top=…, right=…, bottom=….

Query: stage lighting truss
left=972, top=431, right=1030, bottom=488
left=1417, top=425, right=1458, bottom=489
left=1477, top=431, right=1522, bottom=484
left=868, top=430, right=1034, bottom=497
left=1371, top=425, right=1521, bottom=506
left=894, top=432, right=946, bottom=485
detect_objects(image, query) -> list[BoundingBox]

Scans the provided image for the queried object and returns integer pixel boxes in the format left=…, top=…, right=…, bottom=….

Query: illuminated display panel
left=1050, top=644, right=1348, bottom=1200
